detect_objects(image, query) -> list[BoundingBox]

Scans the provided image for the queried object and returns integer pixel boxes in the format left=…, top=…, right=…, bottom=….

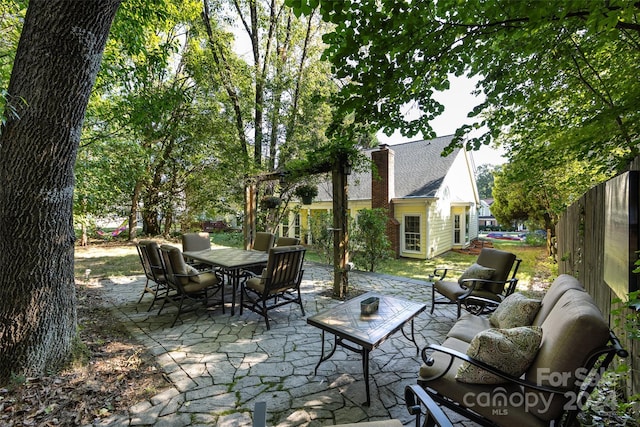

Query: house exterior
left=479, top=198, right=498, bottom=228
left=282, top=136, right=480, bottom=259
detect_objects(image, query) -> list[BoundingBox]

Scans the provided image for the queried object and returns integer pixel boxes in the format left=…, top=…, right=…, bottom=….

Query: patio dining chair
left=240, top=245, right=306, bottom=330
left=135, top=240, right=167, bottom=311
left=275, top=236, right=300, bottom=246
left=158, top=244, right=225, bottom=327
left=430, top=248, right=521, bottom=318
left=182, top=232, right=211, bottom=252
left=253, top=232, right=276, bottom=252
left=182, top=232, right=212, bottom=269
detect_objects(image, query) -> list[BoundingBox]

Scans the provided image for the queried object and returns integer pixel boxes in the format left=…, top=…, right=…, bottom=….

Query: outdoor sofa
left=418, top=274, right=628, bottom=426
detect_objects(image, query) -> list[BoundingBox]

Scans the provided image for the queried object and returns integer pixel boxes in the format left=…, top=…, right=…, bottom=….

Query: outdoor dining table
left=183, top=247, right=269, bottom=315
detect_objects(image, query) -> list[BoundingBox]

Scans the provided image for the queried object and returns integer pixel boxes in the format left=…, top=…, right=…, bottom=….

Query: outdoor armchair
left=240, top=245, right=306, bottom=330
left=158, top=244, right=225, bottom=327
left=430, top=248, right=521, bottom=318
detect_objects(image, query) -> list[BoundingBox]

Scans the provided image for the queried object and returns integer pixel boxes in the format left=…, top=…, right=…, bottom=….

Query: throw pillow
left=456, top=326, right=543, bottom=384
left=186, top=265, right=201, bottom=283
left=490, top=292, right=541, bottom=328
left=458, top=263, right=496, bottom=287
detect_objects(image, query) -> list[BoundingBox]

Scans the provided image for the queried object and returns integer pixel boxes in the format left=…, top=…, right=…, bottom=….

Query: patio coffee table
left=307, top=292, right=426, bottom=405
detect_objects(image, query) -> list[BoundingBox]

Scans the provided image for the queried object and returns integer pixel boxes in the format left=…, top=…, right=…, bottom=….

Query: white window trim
left=453, top=213, right=462, bottom=245
left=403, top=214, right=422, bottom=253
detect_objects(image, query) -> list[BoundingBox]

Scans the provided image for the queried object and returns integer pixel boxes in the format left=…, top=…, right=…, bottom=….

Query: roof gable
left=317, top=135, right=461, bottom=201
left=391, top=136, right=460, bottom=198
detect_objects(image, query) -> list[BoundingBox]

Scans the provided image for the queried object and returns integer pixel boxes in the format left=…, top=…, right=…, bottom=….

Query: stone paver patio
left=96, top=261, right=476, bottom=426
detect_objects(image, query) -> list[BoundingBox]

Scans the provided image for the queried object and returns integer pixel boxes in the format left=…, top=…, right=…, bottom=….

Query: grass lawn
left=75, top=234, right=555, bottom=295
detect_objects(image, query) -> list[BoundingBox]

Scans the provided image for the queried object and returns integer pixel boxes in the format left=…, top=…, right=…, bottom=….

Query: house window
left=465, top=211, right=470, bottom=243
left=404, top=215, right=421, bottom=252
left=282, top=215, right=290, bottom=237
left=454, top=214, right=461, bottom=244
left=293, top=213, right=301, bottom=238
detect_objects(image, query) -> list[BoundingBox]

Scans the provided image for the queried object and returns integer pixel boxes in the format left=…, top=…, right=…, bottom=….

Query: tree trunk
left=128, top=180, right=143, bottom=240
left=0, top=0, right=120, bottom=383
left=142, top=179, right=163, bottom=236
left=332, top=162, right=349, bottom=298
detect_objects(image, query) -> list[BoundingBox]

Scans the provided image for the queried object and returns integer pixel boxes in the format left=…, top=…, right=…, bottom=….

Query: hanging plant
left=294, top=184, right=318, bottom=205
left=260, top=196, right=282, bottom=209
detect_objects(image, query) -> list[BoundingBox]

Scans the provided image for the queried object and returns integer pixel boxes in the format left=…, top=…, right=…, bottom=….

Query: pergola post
left=332, top=160, right=350, bottom=298
left=244, top=180, right=257, bottom=250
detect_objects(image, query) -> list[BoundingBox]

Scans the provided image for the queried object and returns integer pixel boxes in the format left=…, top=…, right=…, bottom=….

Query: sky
left=376, top=75, right=506, bottom=167
left=231, top=23, right=505, bottom=167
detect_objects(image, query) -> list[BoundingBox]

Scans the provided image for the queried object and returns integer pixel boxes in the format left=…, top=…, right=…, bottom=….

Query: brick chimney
left=371, top=144, right=400, bottom=257
left=372, top=144, right=394, bottom=209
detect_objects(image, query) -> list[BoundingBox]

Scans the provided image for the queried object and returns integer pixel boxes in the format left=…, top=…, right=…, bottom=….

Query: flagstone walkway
left=96, top=262, right=475, bottom=426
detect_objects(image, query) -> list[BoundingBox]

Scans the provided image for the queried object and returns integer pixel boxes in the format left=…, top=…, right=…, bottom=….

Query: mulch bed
left=0, top=281, right=169, bottom=426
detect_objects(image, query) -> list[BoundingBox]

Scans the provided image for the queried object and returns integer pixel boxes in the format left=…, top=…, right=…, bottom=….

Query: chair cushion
left=186, top=265, right=219, bottom=286
left=183, top=278, right=215, bottom=293
left=142, top=240, right=162, bottom=266
left=532, top=274, right=585, bottom=327
left=434, top=280, right=467, bottom=300
left=458, top=263, right=495, bottom=286
left=161, top=245, right=191, bottom=285
left=181, top=232, right=211, bottom=252
left=246, top=276, right=265, bottom=293
left=254, top=232, right=275, bottom=252
left=447, top=312, right=492, bottom=343
left=475, top=248, right=517, bottom=283
left=193, top=271, right=219, bottom=287
left=456, top=326, right=542, bottom=384
left=490, top=293, right=541, bottom=328
left=525, top=290, right=610, bottom=421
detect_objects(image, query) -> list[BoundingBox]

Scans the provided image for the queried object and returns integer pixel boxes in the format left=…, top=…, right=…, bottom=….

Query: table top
left=306, top=292, right=426, bottom=349
left=183, top=247, right=268, bottom=269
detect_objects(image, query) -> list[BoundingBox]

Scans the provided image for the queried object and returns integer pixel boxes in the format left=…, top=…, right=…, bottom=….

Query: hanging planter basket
left=294, top=184, right=318, bottom=205
left=260, top=196, right=282, bottom=209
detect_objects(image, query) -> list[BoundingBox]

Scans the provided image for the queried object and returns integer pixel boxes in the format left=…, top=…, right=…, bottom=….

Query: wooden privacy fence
left=556, top=156, right=640, bottom=395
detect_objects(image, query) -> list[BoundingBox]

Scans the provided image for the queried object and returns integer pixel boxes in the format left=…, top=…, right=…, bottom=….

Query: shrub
left=309, top=211, right=333, bottom=265
left=350, top=208, right=392, bottom=272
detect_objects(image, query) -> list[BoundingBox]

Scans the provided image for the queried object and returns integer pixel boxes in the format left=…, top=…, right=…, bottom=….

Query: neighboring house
left=479, top=198, right=498, bottom=228
left=283, top=136, right=480, bottom=259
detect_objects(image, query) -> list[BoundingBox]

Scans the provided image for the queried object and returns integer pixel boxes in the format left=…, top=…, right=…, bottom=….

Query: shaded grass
left=307, top=241, right=555, bottom=290
left=378, top=243, right=553, bottom=289
left=74, top=243, right=141, bottom=280
left=75, top=236, right=555, bottom=292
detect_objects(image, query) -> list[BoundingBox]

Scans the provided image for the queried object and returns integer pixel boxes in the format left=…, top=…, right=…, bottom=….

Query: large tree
left=476, top=164, right=497, bottom=200
left=78, top=0, right=208, bottom=237
left=491, top=137, right=608, bottom=255
left=0, top=0, right=120, bottom=383
left=289, top=0, right=640, bottom=173
left=200, top=0, right=338, bottom=245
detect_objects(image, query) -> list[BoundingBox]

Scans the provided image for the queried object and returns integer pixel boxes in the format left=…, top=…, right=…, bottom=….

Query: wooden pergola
left=243, top=158, right=351, bottom=298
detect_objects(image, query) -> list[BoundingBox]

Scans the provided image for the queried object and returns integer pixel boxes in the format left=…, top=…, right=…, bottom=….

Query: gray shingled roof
left=317, top=135, right=460, bottom=201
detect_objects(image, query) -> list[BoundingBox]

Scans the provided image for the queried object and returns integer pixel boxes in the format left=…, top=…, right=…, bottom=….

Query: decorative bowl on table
left=360, top=296, right=380, bottom=315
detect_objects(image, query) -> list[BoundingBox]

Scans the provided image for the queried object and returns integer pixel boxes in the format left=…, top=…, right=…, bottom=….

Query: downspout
left=425, top=199, right=431, bottom=259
